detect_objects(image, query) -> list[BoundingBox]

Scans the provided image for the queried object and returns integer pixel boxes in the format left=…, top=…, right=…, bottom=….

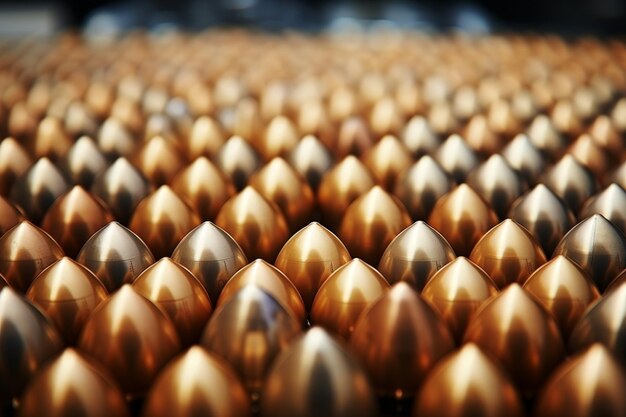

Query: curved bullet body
left=260, top=116, right=298, bottom=160
left=214, top=135, right=261, bottom=190
left=541, top=155, right=597, bottom=213
left=185, top=116, right=225, bottom=159
left=502, top=134, right=545, bottom=185
left=0, top=196, right=22, bottom=235
left=434, top=134, right=479, bottom=183
left=579, top=183, right=626, bottom=234
left=362, top=135, right=413, bottom=191
left=59, top=136, right=108, bottom=188
left=133, top=136, right=186, bottom=186
left=0, top=137, right=32, bottom=196
left=401, top=115, right=440, bottom=157
left=287, top=135, right=334, bottom=189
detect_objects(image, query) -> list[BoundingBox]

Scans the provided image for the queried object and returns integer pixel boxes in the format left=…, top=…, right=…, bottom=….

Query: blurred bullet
left=65, top=101, right=98, bottom=139
left=0, top=195, right=22, bottom=235
left=77, top=221, right=154, bottom=292
left=362, top=135, right=413, bottom=191
left=502, top=134, right=545, bottom=185
left=568, top=134, right=610, bottom=180
left=526, top=114, right=567, bottom=159
left=422, top=257, right=498, bottom=342
left=261, top=327, right=377, bottom=417
left=554, top=214, right=626, bottom=291
left=401, top=115, right=440, bottom=157
left=260, top=115, right=298, bottom=160
left=434, top=134, right=479, bottom=183
left=59, top=136, right=108, bottom=188
left=311, top=258, right=389, bottom=339
left=335, top=117, right=374, bottom=158
left=33, top=116, right=72, bottom=160
left=551, top=99, right=584, bottom=138
left=141, top=346, right=251, bottom=417
left=579, top=183, right=626, bottom=234
left=11, top=157, right=69, bottom=224
left=464, top=284, right=565, bottom=394
left=0, top=137, right=32, bottom=196
left=97, top=117, right=136, bottom=159
left=0, top=287, right=63, bottom=402
left=351, top=282, right=454, bottom=397
left=534, top=344, right=626, bottom=417
left=214, top=135, right=262, bottom=190
left=129, top=185, right=201, bottom=259
left=217, top=259, right=305, bottom=324
left=610, top=160, right=626, bottom=189
left=185, top=116, right=225, bottom=160
left=463, top=114, right=501, bottom=156
left=133, top=258, right=212, bottom=346
left=428, top=184, right=499, bottom=256
left=215, top=187, right=289, bottom=262
left=133, top=136, right=186, bottom=186
left=78, top=285, right=181, bottom=396
left=0, top=221, right=64, bottom=292
left=541, top=155, right=597, bottom=213
left=588, top=114, right=623, bottom=155
left=287, top=135, right=334, bottom=190
left=428, top=102, right=460, bottom=136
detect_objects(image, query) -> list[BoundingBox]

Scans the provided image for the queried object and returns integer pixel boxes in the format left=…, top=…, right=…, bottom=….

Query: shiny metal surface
left=260, top=115, right=298, bottom=160
left=97, top=118, right=136, bottom=160
left=526, top=114, right=567, bottom=158
left=362, top=135, right=413, bottom=191
left=185, top=116, right=225, bottom=159
left=541, top=154, right=597, bottom=213
left=502, top=134, right=545, bottom=185
left=335, top=116, right=374, bottom=158
left=0, top=196, right=22, bottom=235
left=579, top=183, right=626, bottom=234
left=568, top=134, right=610, bottom=180
left=59, top=136, right=108, bottom=188
left=134, top=136, right=186, bottom=186
left=213, top=136, right=261, bottom=190
left=434, top=134, right=479, bottom=183
left=589, top=114, right=623, bottom=154
left=0, top=137, right=32, bottom=196
left=401, top=115, right=441, bottom=157
left=33, top=116, right=72, bottom=160
left=287, top=135, right=334, bottom=190
left=463, top=114, right=501, bottom=156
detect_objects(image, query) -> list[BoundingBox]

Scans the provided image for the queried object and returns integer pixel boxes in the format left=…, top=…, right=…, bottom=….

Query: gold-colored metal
left=541, top=154, right=597, bottom=213
left=0, top=137, right=32, bottom=196
left=214, top=135, right=262, bottom=190
left=288, top=135, right=334, bottom=190
left=141, top=346, right=251, bottom=417
left=33, top=116, right=72, bottom=161
left=261, top=327, right=378, bottom=417
left=351, top=282, right=454, bottom=397
left=463, top=114, right=501, bottom=156
left=361, top=135, right=413, bottom=191
left=260, top=115, right=299, bottom=160
left=526, top=114, right=567, bottom=159
left=401, top=115, right=440, bottom=157
left=335, top=117, right=374, bottom=158
left=606, top=269, right=626, bottom=293
left=78, top=285, right=181, bottom=396
left=413, top=343, right=524, bottom=417
left=588, top=114, right=623, bottom=155
left=133, top=136, right=186, bottom=186
left=579, top=183, right=626, bottom=234
left=422, top=257, right=498, bottom=342
left=567, top=134, right=610, bottom=180
left=97, top=117, right=136, bottom=159
left=434, top=134, right=479, bottom=183
left=310, top=258, right=390, bottom=339
left=0, top=195, right=22, bottom=235
left=502, top=133, right=545, bottom=185
left=59, top=136, right=108, bottom=188
left=185, top=116, right=225, bottom=159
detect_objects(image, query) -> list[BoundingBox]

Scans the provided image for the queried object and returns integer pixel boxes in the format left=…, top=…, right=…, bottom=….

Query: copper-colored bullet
left=10, top=157, right=69, bottom=224
left=526, top=114, right=567, bottom=159
left=215, top=187, right=289, bottom=262
left=401, top=115, right=440, bottom=157
left=17, top=348, right=131, bottom=417
left=33, top=116, right=72, bottom=161
left=217, top=259, right=306, bottom=324
left=133, top=257, right=212, bottom=345
left=76, top=221, right=154, bottom=292
left=0, top=195, right=22, bottom=235
left=463, top=114, right=501, bottom=156
left=569, top=280, right=626, bottom=364
left=0, top=221, right=64, bottom=292
left=588, top=114, right=623, bottom=155
left=97, top=118, right=136, bottom=159
left=428, top=184, right=499, bottom=256
left=370, top=96, right=404, bottom=137
left=185, top=116, right=224, bottom=159
left=133, top=136, right=186, bottom=186
left=362, top=135, right=413, bottom=191
left=274, top=222, right=350, bottom=311
left=413, top=343, right=524, bottom=417
left=287, top=135, right=334, bottom=190
left=261, top=327, right=377, bottom=417
left=78, top=285, right=181, bottom=396
left=579, top=183, right=626, bottom=234
left=501, top=133, right=545, bottom=185
left=469, top=219, right=546, bottom=288
left=26, top=257, right=107, bottom=344
left=317, top=155, right=375, bottom=229
left=91, top=157, right=150, bottom=225
left=59, top=136, right=108, bottom=188
left=214, top=135, right=262, bottom=190
left=310, top=258, right=389, bottom=339
left=0, top=137, right=32, bottom=196
left=170, top=157, right=235, bottom=220
left=568, top=134, right=610, bottom=180
left=551, top=99, right=584, bottom=138
left=129, top=185, right=201, bottom=259
left=65, top=101, right=98, bottom=139
left=335, top=117, right=374, bottom=158
left=351, top=282, right=454, bottom=397
left=434, top=134, right=479, bottom=183
left=534, top=344, right=626, bottom=417
left=171, top=221, right=248, bottom=305
left=422, top=257, right=498, bottom=342
left=541, top=154, right=597, bottom=213
left=554, top=214, right=626, bottom=291
left=201, top=285, right=301, bottom=393
left=428, top=102, right=460, bottom=136
left=260, top=115, right=298, bottom=160
left=7, top=102, right=37, bottom=143
left=464, top=284, right=565, bottom=394
left=0, top=287, right=63, bottom=402
left=142, top=346, right=250, bottom=417
left=249, top=157, right=315, bottom=231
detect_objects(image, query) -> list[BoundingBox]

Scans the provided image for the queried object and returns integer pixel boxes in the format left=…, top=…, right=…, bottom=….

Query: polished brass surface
left=434, top=134, right=479, bottom=183
left=260, top=115, right=298, bottom=160
left=76, top=221, right=155, bottom=292
left=214, top=135, right=261, bottom=190
left=78, top=285, right=181, bottom=396
left=287, top=135, right=334, bottom=190
left=526, top=114, right=567, bottom=158
left=185, top=116, right=225, bottom=159
left=310, top=258, right=390, bottom=339
left=335, top=116, right=374, bottom=158
left=422, top=257, right=498, bottom=342
left=260, top=327, right=377, bottom=417
left=541, top=154, right=597, bottom=213
left=0, top=137, right=32, bottom=196
left=33, top=116, right=72, bottom=160
left=463, top=114, right=501, bottom=156
left=133, top=258, right=212, bottom=345
left=362, top=135, right=413, bottom=191
left=589, top=114, right=623, bottom=154
left=133, top=136, right=186, bottom=186
left=502, top=134, right=545, bottom=185
left=59, top=136, right=108, bottom=188
left=351, top=282, right=454, bottom=397
left=0, top=195, right=22, bottom=235
left=579, top=183, right=626, bottom=234
left=97, top=117, right=136, bottom=159
left=413, top=344, right=524, bottom=417
left=401, top=115, right=440, bottom=157
left=568, top=134, right=610, bottom=180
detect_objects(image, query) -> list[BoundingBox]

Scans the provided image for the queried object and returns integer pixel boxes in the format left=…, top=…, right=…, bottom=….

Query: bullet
left=141, top=346, right=251, bottom=417
left=502, top=134, right=545, bottom=185
left=434, top=134, right=479, bottom=183
left=579, top=183, right=626, bottom=235
left=0, top=195, right=22, bottom=235
left=526, top=114, right=567, bottom=159
left=370, top=96, right=404, bottom=137
left=77, top=221, right=154, bottom=292
left=610, top=160, right=626, bottom=190
left=287, top=134, right=334, bottom=190
left=335, top=117, right=374, bottom=158
left=362, top=135, right=413, bottom=191
left=551, top=99, right=584, bottom=138
left=260, top=327, right=378, bottom=417
left=413, top=344, right=524, bottom=417
left=463, top=114, right=501, bottom=156
left=78, top=285, right=181, bottom=396
left=133, top=136, right=186, bottom=186
left=185, top=116, right=224, bottom=159
left=214, top=135, right=262, bottom=190
left=588, top=114, right=623, bottom=155
left=97, top=118, right=136, bottom=159
left=59, top=136, right=108, bottom=188
left=33, top=116, right=72, bottom=160
left=259, top=115, right=298, bottom=160
left=422, top=257, right=498, bottom=342
left=401, top=115, right=440, bottom=157
left=541, top=154, right=597, bottom=213
left=297, top=100, right=334, bottom=149
left=65, top=101, right=98, bottom=139
left=568, top=134, right=610, bottom=180
left=428, top=102, right=460, bottom=136
left=0, top=137, right=32, bottom=196
left=17, top=348, right=131, bottom=417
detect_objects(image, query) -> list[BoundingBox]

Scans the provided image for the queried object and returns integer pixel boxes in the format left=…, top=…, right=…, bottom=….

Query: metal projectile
left=434, top=134, right=479, bottom=183
left=287, top=135, right=334, bottom=190
left=59, top=136, right=108, bottom=188
left=213, top=135, right=262, bottom=190
left=501, top=134, right=545, bottom=185
left=579, top=183, right=626, bottom=235
left=0, top=137, right=32, bottom=196
left=541, top=154, right=597, bottom=213
left=361, top=135, right=413, bottom=191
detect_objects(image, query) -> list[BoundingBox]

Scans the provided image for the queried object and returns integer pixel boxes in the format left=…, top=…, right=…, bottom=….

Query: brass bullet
left=428, top=184, right=499, bottom=256
left=534, top=344, right=626, bottom=417
left=0, top=137, right=32, bottom=196
left=567, top=134, right=610, bottom=180
left=7, top=102, right=37, bottom=145
left=369, top=96, right=404, bottom=137
left=541, top=154, right=597, bottom=213
left=526, top=114, right=567, bottom=159
left=464, top=284, right=565, bottom=394
left=41, top=186, right=114, bottom=257
left=488, top=99, right=522, bottom=139
left=413, top=343, right=524, bottom=417
left=310, top=258, right=390, bottom=339
left=76, top=221, right=154, bottom=292
left=200, top=285, right=302, bottom=393
left=335, top=117, right=374, bottom=158
left=249, top=157, right=315, bottom=231
left=215, top=187, right=289, bottom=262
left=17, top=348, right=131, bottom=417
left=260, top=115, right=298, bottom=160
left=401, top=115, right=440, bottom=158
left=10, top=157, right=69, bottom=224
left=588, top=114, right=623, bottom=155
left=0, top=287, right=63, bottom=402
left=378, top=221, right=455, bottom=291
left=463, top=114, right=501, bottom=156
left=610, top=160, right=626, bottom=190
left=434, top=134, right=479, bottom=183
left=129, top=185, right=201, bottom=259
left=91, top=157, right=150, bottom=225
left=185, top=116, right=225, bottom=160
left=141, top=346, right=251, bottom=417
left=287, top=134, right=334, bottom=190
left=133, top=257, right=212, bottom=345
left=217, top=259, right=306, bottom=324
left=351, top=282, right=454, bottom=397
left=422, top=257, right=498, bottom=342
left=0, top=221, right=64, bottom=292
left=65, top=101, right=98, bottom=139
left=78, top=285, right=181, bottom=396
left=362, top=134, right=413, bottom=191
left=508, top=184, right=576, bottom=256
left=97, top=118, right=136, bottom=159
left=469, top=219, right=547, bottom=288
left=171, top=221, right=248, bottom=305
left=0, top=195, right=22, bottom=235
left=502, top=134, right=545, bottom=185
left=260, top=327, right=377, bottom=417
left=33, top=116, right=73, bottom=161
left=428, top=101, right=460, bottom=136
left=554, top=214, right=626, bottom=291
left=551, top=99, right=584, bottom=138
left=579, top=183, right=626, bottom=235
left=214, top=135, right=262, bottom=190
left=297, top=100, right=334, bottom=149
left=26, top=257, right=108, bottom=344
left=133, top=136, right=186, bottom=186
left=59, top=136, right=108, bottom=188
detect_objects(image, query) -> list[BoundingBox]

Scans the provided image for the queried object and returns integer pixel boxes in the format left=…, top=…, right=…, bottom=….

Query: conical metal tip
left=336, top=117, right=374, bottom=158
left=0, top=137, right=32, bottom=196
left=97, top=117, right=136, bottom=160
left=133, top=135, right=186, bottom=186
left=214, top=135, right=261, bottom=190
left=527, top=114, right=567, bottom=159
left=463, top=114, right=502, bottom=156
left=59, top=136, right=108, bottom=188
left=579, top=183, right=626, bottom=235
left=434, top=134, right=479, bottom=183
left=287, top=135, right=334, bottom=190
left=0, top=195, right=22, bottom=235
left=401, top=115, right=440, bottom=158
left=362, top=135, right=413, bottom=191
left=260, top=115, right=298, bottom=160
left=33, top=116, right=72, bottom=160
left=184, top=116, right=225, bottom=160
left=588, top=114, right=623, bottom=155
left=502, top=134, right=545, bottom=185
left=541, top=154, right=597, bottom=213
